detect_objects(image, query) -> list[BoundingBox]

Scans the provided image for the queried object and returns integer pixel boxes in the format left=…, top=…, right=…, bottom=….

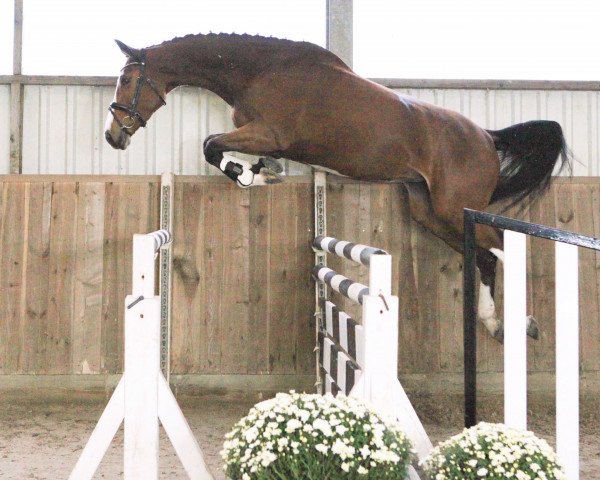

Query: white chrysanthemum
left=371, top=448, right=400, bottom=464
left=244, top=426, right=259, bottom=443
left=223, top=391, right=413, bottom=479
left=285, top=419, right=302, bottom=433
left=298, top=409, right=311, bottom=422
left=313, top=418, right=333, bottom=437
left=315, top=443, right=328, bottom=454
left=331, top=438, right=355, bottom=459
left=422, top=422, right=566, bottom=480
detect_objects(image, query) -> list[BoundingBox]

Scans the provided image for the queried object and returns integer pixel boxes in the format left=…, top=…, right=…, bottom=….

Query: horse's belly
left=311, top=156, right=421, bottom=182
left=309, top=164, right=349, bottom=177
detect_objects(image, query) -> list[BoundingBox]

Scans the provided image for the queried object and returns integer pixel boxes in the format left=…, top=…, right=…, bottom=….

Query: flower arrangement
left=221, top=391, right=414, bottom=479
left=421, top=422, right=566, bottom=480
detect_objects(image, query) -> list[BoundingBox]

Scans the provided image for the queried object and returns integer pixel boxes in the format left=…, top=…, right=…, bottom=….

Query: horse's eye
left=121, top=76, right=131, bottom=86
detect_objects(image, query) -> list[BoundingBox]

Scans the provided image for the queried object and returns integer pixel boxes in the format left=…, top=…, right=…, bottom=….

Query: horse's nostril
left=105, top=131, right=116, bottom=147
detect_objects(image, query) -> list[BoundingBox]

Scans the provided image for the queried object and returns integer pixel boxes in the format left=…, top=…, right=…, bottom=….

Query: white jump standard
left=312, top=235, right=432, bottom=480
left=69, top=230, right=213, bottom=480
left=463, top=208, right=588, bottom=480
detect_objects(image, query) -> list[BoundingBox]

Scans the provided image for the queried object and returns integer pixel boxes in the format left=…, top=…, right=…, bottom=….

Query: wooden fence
left=0, top=175, right=599, bottom=391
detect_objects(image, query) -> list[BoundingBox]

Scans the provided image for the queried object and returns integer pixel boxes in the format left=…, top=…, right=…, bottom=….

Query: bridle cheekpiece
left=109, top=50, right=166, bottom=132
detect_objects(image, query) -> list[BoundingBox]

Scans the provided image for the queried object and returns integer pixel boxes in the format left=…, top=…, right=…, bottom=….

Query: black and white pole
left=319, top=300, right=363, bottom=396
left=313, top=266, right=369, bottom=305
left=313, top=236, right=387, bottom=265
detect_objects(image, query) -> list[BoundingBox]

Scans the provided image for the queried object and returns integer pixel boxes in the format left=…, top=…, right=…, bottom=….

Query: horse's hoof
left=259, top=157, right=284, bottom=174
left=262, top=169, right=283, bottom=184
left=526, top=315, right=540, bottom=340
left=492, top=324, right=504, bottom=344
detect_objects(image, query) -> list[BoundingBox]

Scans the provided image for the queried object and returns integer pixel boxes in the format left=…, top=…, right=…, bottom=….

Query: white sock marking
left=478, top=283, right=500, bottom=334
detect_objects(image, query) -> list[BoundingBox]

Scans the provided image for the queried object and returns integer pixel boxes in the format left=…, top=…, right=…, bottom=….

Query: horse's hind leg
left=428, top=160, right=544, bottom=342
left=406, top=182, right=503, bottom=339
left=478, top=246, right=539, bottom=342
left=465, top=245, right=540, bottom=342
left=405, top=182, right=464, bottom=251
left=407, top=180, right=537, bottom=342
left=476, top=249, right=504, bottom=341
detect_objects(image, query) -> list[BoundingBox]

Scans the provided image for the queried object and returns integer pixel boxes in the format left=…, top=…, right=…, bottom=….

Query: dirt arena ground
left=0, top=391, right=598, bottom=479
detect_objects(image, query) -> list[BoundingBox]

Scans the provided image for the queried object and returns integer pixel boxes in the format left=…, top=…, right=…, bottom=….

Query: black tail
left=487, top=120, right=571, bottom=210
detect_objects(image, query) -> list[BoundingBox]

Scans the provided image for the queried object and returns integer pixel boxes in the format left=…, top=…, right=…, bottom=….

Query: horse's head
left=104, top=40, right=167, bottom=150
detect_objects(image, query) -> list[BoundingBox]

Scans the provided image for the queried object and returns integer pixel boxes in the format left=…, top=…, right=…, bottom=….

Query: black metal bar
left=464, top=209, right=600, bottom=251
left=463, top=210, right=478, bottom=427
left=462, top=207, right=600, bottom=429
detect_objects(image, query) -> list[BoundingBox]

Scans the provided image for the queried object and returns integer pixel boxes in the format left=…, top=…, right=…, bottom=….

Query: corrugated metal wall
left=9, top=85, right=600, bottom=176
left=20, top=86, right=234, bottom=175
left=398, top=88, right=600, bottom=176
left=0, top=85, right=10, bottom=173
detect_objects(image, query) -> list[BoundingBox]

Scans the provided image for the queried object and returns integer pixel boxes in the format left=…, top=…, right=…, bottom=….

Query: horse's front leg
left=203, top=123, right=284, bottom=188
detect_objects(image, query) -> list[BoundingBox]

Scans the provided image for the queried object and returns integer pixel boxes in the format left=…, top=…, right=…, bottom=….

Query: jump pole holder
left=313, top=235, right=432, bottom=480
left=159, top=172, right=174, bottom=382
left=313, top=169, right=431, bottom=479
left=69, top=230, right=213, bottom=480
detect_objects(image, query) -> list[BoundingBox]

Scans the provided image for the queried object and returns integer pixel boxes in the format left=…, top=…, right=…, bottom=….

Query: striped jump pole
left=313, top=235, right=387, bottom=265
left=69, top=230, right=213, bottom=480
left=318, top=300, right=363, bottom=396
left=313, top=266, right=369, bottom=305
left=312, top=235, right=432, bottom=480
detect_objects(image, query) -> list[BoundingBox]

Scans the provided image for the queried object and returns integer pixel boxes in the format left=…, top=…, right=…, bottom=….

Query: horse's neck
left=149, top=37, right=260, bottom=105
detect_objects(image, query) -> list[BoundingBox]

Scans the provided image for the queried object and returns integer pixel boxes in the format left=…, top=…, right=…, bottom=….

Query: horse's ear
left=115, top=39, right=140, bottom=60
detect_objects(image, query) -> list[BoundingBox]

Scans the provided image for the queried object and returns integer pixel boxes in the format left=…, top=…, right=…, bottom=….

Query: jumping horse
left=104, top=34, right=570, bottom=342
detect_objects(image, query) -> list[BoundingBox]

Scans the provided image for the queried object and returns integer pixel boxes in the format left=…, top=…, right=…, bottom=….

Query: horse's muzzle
left=105, top=129, right=131, bottom=150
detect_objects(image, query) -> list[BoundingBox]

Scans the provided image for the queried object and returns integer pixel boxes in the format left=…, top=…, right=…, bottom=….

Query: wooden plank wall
left=169, top=177, right=314, bottom=377
left=0, top=176, right=160, bottom=374
left=325, top=178, right=600, bottom=376
left=0, top=175, right=599, bottom=379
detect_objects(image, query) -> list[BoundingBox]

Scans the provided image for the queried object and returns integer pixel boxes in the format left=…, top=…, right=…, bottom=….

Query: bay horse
left=104, top=33, right=570, bottom=342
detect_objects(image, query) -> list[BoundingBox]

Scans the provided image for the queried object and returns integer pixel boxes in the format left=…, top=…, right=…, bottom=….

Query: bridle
left=109, top=50, right=166, bottom=132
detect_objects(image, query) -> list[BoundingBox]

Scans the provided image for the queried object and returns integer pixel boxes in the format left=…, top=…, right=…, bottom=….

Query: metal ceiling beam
left=326, top=0, right=353, bottom=68
left=10, top=0, right=24, bottom=174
